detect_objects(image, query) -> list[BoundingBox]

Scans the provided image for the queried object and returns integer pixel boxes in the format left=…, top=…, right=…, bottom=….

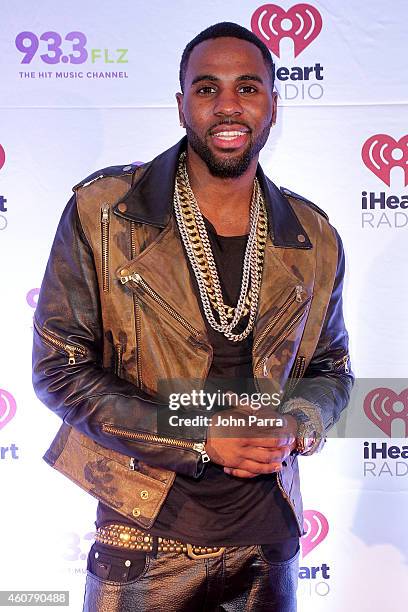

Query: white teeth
left=213, top=131, right=246, bottom=138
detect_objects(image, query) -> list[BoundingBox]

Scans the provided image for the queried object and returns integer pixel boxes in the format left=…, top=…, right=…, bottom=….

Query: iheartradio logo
left=0, top=389, right=17, bottom=430
left=364, top=388, right=408, bottom=437
left=301, top=510, right=329, bottom=557
left=26, top=288, right=40, bottom=309
left=362, top=134, right=408, bottom=187
left=251, top=3, right=322, bottom=58
left=0, top=144, right=5, bottom=171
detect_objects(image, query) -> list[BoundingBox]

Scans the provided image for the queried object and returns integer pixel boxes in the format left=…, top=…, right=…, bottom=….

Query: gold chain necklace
left=173, top=152, right=268, bottom=342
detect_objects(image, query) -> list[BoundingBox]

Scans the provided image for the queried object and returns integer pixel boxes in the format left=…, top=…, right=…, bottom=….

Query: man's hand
left=205, top=406, right=298, bottom=478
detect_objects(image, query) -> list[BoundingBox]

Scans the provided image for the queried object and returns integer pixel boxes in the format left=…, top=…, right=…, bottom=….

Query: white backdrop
left=1, top=1, right=407, bottom=610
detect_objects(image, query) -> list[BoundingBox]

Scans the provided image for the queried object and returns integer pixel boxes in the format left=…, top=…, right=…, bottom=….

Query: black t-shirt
left=96, top=216, right=299, bottom=548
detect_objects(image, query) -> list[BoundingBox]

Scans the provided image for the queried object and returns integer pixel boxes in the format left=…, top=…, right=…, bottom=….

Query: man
left=32, top=22, right=353, bottom=612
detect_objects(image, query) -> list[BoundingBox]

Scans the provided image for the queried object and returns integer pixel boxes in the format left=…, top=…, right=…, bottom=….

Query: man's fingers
left=224, top=467, right=258, bottom=478
left=240, top=446, right=290, bottom=464
left=228, top=459, right=282, bottom=475
left=243, top=435, right=296, bottom=448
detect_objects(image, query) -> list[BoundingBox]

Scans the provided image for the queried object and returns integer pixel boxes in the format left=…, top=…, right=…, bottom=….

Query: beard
left=185, top=121, right=272, bottom=178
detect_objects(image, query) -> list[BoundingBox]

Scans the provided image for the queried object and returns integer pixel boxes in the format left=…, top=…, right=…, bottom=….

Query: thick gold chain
left=175, top=153, right=268, bottom=324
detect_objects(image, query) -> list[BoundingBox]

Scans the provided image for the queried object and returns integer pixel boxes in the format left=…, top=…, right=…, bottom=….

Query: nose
left=213, top=87, right=243, bottom=118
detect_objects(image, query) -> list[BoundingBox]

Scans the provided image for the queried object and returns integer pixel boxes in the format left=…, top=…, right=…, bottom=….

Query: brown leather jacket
left=32, top=137, right=354, bottom=536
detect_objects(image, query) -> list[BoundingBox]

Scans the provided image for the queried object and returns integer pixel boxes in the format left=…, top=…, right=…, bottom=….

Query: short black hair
left=179, top=22, right=275, bottom=92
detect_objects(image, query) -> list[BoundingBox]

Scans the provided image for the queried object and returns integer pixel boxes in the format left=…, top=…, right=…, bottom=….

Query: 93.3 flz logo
left=15, top=31, right=129, bottom=81
left=251, top=3, right=324, bottom=101
left=361, top=134, right=408, bottom=228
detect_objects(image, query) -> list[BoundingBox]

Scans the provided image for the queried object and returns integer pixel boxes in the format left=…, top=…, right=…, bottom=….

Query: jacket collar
left=114, top=137, right=312, bottom=249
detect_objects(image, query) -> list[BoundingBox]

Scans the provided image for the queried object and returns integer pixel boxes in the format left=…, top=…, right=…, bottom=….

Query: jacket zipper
left=101, top=204, right=110, bottom=292
left=129, top=222, right=142, bottom=386
left=130, top=221, right=137, bottom=259
left=134, top=300, right=142, bottom=386
left=285, top=355, right=306, bottom=397
left=252, top=371, right=302, bottom=533
left=292, top=355, right=306, bottom=380
left=115, top=342, right=123, bottom=377
left=255, top=299, right=311, bottom=378
left=275, top=471, right=303, bottom=535
left=33, top=319, right=86, bottom=365
left=252, top=371, right=303, bottom=535
left=253, top=285, right=305, bottom=353
left=101, top=423, right=210, bottom=462
left=121, top=272, right=202, bottom=339
left=332, top=354, right=350, bottom=374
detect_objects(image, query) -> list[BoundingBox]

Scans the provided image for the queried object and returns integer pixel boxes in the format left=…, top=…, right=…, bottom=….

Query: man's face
left=176, top=37, right=277, bottom=178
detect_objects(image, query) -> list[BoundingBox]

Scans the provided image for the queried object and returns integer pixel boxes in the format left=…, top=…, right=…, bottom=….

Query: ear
left=175, top=92, right=185, bottom=128
left=271, top=91, right=278, bottom=126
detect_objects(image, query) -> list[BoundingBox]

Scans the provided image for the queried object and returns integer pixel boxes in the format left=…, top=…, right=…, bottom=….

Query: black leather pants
left=82, top=540, right=300, bottom=611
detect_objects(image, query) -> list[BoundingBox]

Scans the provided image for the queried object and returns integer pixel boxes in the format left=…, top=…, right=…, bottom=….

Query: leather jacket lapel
left=113, top=136, right=312, bottom=250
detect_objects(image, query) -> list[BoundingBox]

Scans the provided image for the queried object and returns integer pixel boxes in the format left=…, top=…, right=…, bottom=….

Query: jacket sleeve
left=281, top=226, right=355, bottom=454
left=32, top=194, right=208, bottom=477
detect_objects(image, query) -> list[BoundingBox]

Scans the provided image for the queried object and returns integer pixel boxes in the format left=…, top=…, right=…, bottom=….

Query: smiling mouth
left=208, top=127, right=251, bottom=150
left=210, top=130, right=249, bottom=141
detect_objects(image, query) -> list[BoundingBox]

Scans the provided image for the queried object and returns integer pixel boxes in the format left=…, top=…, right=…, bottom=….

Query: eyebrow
left=191, top=74, right=264, bottom=86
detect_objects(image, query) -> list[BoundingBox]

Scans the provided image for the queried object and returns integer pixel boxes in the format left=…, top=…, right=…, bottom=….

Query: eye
left=196, top=85, right=217, bottom=95
left=238, top=85, right=257, bottom=94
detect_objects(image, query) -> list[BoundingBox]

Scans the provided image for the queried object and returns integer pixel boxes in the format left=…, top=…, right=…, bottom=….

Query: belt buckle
left=186, top=544, right=225, bottom=559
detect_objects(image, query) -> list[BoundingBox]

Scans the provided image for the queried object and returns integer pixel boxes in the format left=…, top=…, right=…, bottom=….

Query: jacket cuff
left=280, top=396, right=326, bottom=456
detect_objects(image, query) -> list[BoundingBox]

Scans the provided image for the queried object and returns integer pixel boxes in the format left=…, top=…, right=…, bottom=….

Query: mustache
left=207, top=120, right=252, bottom=135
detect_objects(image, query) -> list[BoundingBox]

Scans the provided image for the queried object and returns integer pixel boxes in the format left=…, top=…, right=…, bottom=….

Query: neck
left=185, top=144, right=258, bottom=236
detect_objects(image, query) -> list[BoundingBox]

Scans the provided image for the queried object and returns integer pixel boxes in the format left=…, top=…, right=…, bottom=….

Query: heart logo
left=0, top=145, right=5, bottom=171
left=362, top=134, right=408, bottom=186
left=26, top=288, right=40, bottom=309
left=251, top=3, right=323, bottom=58
left=301, top=510, right=329, bottom=557
left=363, top=387, right=408, bottom=437
left=0, top=389, right=17, bottom=430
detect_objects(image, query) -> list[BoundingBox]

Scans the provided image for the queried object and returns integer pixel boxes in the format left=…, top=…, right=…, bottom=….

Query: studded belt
left=95, top=523, right=226, bottom=559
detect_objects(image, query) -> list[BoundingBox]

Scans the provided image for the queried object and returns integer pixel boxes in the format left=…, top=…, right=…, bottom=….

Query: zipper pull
left=120, top=272, right=141, bottom=284
left=263, top=360, right=269, bottom=377
left=129, top=457, right=136, bottom=470
left=193, top=442, right=211, bottom=463
left=101, top=204, right=110, bottom=223
left=67, top=348, right=76, bottom=365
left=295, top=285, right=304, bottom=302
left=332, top=354, right=350, bottom=374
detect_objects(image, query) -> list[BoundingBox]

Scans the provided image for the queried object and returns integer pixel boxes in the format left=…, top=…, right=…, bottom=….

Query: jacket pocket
left=120, top=271, right=211, bottom=394
left=255, top=296, right=311, bottom=378
left=120, top=272, right=202, bottom=340
left=33, top=318, right=87, bottom=365
left=101, top=423, right=209, bottom=461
